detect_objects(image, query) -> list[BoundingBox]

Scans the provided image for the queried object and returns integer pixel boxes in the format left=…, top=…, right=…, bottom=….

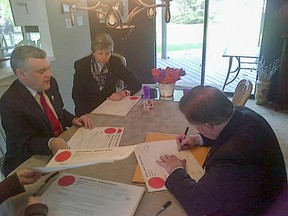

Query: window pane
left=1, top=0, right=41, bottom=60
left=0, top=0, right=23, bottom=58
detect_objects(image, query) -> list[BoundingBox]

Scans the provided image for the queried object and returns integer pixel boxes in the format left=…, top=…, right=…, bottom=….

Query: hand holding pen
left=17, top=169, right=42, bottom=185
left=33, top=171, right=59, bottom=196
left=177, top=127, right=189, bottom=151
left=177, top=127, right=201, bottom=151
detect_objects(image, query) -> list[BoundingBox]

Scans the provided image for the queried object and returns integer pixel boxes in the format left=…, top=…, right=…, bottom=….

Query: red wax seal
left=148, top=177, right=165, bottom=189
left=104, top=128, right=117, bottom=134
left=130, top=96, right=138, bottom=100
left=58, top=175, right=76, bottom=186
left=55, top=151, right=72, bottom=162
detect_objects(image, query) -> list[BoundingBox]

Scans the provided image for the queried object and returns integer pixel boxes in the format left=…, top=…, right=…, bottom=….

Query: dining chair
left=232, top=79, right=253, bottom=106
left=0, top=116, right=6, bottom=172
left=112, top=52, right=127, bottom=90
left=112, top=52, right=127, bottom=66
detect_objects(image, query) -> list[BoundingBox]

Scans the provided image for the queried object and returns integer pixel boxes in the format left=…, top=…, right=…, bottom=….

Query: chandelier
left=60, top=0, right=172, bottom=37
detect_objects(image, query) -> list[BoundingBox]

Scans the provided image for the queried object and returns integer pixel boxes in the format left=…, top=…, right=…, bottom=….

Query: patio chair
left=232, top=79, right=253, bottom=106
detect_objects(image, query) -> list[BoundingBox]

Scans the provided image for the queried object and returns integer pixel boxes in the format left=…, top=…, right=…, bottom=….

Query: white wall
left=45, top=0, right=91, bottom=114
left=10, top=0, right=54, bottom=57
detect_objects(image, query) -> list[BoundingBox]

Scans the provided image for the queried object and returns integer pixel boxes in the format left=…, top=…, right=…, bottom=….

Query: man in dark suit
left=156, top=86, right=287, bottom=215
left=0, top=46, right=94, bottom=177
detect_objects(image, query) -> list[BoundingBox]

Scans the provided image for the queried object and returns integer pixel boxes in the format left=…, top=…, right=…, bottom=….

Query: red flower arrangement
left=151, top=67, right=186, bottom=84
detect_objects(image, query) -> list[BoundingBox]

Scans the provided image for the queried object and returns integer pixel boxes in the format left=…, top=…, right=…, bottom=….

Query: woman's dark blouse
left=72, top=55, right=142, bottom=116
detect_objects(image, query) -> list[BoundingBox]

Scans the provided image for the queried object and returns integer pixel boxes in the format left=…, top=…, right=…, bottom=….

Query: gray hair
left=10, top=45, right=47, bottom=73
left=91, top=33, right=114, bottom=53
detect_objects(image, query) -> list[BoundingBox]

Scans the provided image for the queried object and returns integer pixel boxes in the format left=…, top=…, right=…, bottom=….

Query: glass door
left=156, top=0, right=204, bottom=87
left=156, top=0, right=266, bottom=93
left=205, top=0, right=265, bottom=93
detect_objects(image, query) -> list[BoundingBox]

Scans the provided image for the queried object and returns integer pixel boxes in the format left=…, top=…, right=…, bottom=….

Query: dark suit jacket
left=0, top=172, right=48, bottom=215
left=165, top=106, right=287, bottom=216
left=72, top=55, right=142, bottom=116
left=0, top=77, right=74, bottom=176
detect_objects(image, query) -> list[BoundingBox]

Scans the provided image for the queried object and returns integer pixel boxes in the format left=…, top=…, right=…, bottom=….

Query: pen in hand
left=33, top=171, right=59, bottom=196
left=183, top=126, right=189, bottom=139
left=152, top=201, right=172, bottom=216
left=178, top=126, right=189, bottom=151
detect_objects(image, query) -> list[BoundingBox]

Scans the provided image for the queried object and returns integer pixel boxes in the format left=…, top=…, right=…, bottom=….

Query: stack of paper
left=134, top=140, right=205, bottom=192
left=32, top=145, right=136, bottom=173
left=68, top=127, right=124, bottom=149
left=41, top=173, right=145, bottom=216
left=92, top=96, right=140, bottom=116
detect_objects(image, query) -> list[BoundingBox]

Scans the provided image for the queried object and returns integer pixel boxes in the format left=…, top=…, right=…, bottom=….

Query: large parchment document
left=134, top=140, right=205, bottom=192
left=41, top=173, right=145, bottom=216
left=68, top=127, right=124, bottom=149
left=32, top=146, right=136, bottom=173
left=92, top=96, right=141, bottom=116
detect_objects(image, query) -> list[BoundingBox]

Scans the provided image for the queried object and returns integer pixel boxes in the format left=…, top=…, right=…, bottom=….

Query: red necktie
left=39, top=92, right=63, bottom=136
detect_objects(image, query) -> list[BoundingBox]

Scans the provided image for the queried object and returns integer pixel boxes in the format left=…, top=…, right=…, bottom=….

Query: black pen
left=183, top=126, right=189, bottom=139
left=33, top=171, right=59, bottom=196
left=152, top=201, right=172, bottom=216
left=178, top=127, right=189, bottom=151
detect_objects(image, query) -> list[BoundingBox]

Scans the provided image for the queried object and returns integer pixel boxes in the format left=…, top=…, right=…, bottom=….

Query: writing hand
left=176, top=134, right=201, bottom=151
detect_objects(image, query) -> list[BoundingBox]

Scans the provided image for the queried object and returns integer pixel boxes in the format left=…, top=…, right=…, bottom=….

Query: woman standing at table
left=0, top=169, right=48, bottom=216
left=72, top=33, right=142, bottom=116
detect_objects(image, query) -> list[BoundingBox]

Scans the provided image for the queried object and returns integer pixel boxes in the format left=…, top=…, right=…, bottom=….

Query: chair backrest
left=232, top=79, right=253, bottom=106
left=0, top=116, right=6, bottom=167
left=112, top=52, right=127, bottom=66
left=112, top=52, right=127, bottom=90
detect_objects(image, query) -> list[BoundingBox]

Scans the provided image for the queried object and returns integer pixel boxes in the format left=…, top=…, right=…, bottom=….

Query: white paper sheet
left=134, top=140, right=205, bottom=192
left=68, top=127, right=124, bottom=149
left=32, top=145, right=136, bottom=173
left=41, top=173, right=145, bottom=216
left=92, top=96, right=140, bottom=116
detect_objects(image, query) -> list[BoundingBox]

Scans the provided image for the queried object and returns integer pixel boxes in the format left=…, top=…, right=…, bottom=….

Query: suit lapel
left=15, top=80, right=50, bottom=126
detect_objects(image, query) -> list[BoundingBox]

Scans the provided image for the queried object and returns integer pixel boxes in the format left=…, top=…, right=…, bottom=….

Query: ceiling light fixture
left=60, top=0, right=172, bottom=38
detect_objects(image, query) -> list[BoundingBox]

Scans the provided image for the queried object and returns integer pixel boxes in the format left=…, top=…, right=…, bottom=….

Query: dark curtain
left=274, top=35, right=288, bottom=110
left=261, top=0, right=288, bottom=109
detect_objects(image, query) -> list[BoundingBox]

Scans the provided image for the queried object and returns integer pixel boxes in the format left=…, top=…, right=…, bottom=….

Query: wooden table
left=1, top=99, right=204, bottom=216
left=222, top=47, right=260, bottom=91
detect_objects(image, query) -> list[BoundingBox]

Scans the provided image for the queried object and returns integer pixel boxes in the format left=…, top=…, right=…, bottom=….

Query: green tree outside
left=171, top=0, right=205, bottom=24
left=0, top=0, right=15, bottom=34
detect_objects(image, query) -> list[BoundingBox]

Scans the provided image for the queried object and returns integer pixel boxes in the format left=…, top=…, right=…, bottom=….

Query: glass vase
left=158, top=82, right=175, bottom=98
left=255, top=79, right=271, bottom=105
